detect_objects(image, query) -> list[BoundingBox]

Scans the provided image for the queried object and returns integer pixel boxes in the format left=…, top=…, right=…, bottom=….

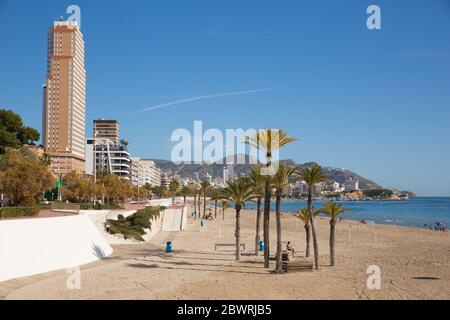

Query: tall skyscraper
left=42, top=20, right=86, bottom=175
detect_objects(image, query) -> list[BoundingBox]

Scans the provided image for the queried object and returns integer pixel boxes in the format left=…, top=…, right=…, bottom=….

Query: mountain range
left=150, top=155, right=383, bottom=190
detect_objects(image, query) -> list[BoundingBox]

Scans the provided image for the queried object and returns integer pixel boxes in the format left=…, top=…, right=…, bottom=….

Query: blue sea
left=244, top=197, right=450, bottom=229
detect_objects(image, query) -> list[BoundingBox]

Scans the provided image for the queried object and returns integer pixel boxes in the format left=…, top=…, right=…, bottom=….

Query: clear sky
left=1, top=0, right=450, bottom=196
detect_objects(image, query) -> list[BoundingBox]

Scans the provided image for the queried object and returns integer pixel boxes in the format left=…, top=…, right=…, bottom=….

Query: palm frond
left=272, top=162, right=296, bottom=189
left=320, top=202, right=351, bottom=218
left=222, top=177, right=255, bottom=207
left=244, top=129, right=297, bottom=154
left=297, top=163, right=328, bottom=187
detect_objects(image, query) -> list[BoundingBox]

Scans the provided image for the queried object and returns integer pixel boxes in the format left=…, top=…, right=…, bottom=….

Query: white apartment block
left=130, top=158, right=161, bottom=187
left=88, top=138, right=131, bottom=180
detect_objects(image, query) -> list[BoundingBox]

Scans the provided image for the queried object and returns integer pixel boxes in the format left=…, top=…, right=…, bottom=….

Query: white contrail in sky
left=130, top=87, right=278, bottom=115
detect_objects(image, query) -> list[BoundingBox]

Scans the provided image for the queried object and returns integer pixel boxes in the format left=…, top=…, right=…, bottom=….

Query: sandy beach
left=2, top=206, right=449, bottom=300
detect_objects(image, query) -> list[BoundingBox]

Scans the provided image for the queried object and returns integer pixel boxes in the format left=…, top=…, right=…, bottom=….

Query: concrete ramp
left=0, top=215, right=113, bottom=283
left=161, top=207, right=187, bottom=231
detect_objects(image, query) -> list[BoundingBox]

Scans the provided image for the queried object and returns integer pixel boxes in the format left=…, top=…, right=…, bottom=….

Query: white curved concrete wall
left=161, top=207, right=187, bottom=231
left=0, top=215, right=113, bottom=283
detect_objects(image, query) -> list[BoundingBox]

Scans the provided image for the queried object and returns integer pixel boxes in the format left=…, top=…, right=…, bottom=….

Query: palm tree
left=245, top=129, right=296, bottom=268
left=168, top=178, right=180, bottom=205
left=320, top=202, right=350, bottom=266
left=221, top=178, right=254, bottom=260
left=249, top=165, right=265, bottom=255
left=196, top=189, right=202, bottom=219
left=298, top=163, right=327, bottom=269
left=272, top=163, right=296, bottom=273
left=119, top=139, right=129, bottom=147
left=179, top=185, right=191, bottom=205
left=210, top=189, right=223, bottom=219
left=221, top=200, right=229, bottom=220
left=200, top=181, right=211, bottom=218
left=192, top=188, right=197, bottom=218
left=296, top=207, right=320, bottom=257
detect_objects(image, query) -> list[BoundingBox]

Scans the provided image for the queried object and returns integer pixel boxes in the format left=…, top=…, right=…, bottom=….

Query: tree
left=200, top=180, right=211, bottom=218
left=0, top=109, right=40, bottom=153
left=221, top=178, right=254, bottom=260
left=296, top=208, right=320, bottom=258
left=40, top=153, right=52, bottom=166
left=61, top=171, right=83, bottom=202
left=179, top=185, right=191, bottom=205
left=151, top=185, right=165, bottom=198
left=144, top=183, right=153, bottom=200
left=119, top=139, right=129, bottom=147
left=220, top=200, right=229, bottom=220
left=192, top=186, right=198, bottom=219
left=320, top=202, right=350, bottom=266
left=168, top=178, right=180, bottom=205
left=196, top=189, right=202, bottom=219
left=210, top=189, right=222, bottom=219
left=96, top=169, right=110, bottom=203
left=272, top=163, right=296, bottom=273
left=0, top=149, right=54, bottom=206
left=298, top=163, right=327, bottom=269
left=104, top=174, right=133, bottom=204
left=245, top=129, right=296, bottom=268
left=249, top=165, right=265, bottom=255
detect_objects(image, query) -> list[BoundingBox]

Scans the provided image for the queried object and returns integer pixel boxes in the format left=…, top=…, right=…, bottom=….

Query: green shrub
left=36, top=203, right=52, bottom=210
left=104, top=206, right=165, bottom=241
left=79, top=203, right=123, bottom=210
left=0, top=207, right=39, bottom=218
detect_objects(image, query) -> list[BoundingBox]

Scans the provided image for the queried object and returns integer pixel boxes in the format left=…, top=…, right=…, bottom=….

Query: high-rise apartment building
left=130, top=158, right=161, bottom=187
left=141, top=159, right=161, bottom=187
left=93, top=138, right=131, bottom=180
left=42, top=20, right=86, bottom=175
left=93, top=119, right=119, bottom=145
left=86, top=120, right=131, bottom=180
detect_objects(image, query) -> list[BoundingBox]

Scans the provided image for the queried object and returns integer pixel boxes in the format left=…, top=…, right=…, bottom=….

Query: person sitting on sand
left=287, top=241, right=296, bottom=257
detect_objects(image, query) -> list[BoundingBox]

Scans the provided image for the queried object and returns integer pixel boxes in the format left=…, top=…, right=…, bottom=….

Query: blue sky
left=1, top=0, right=450, bottom=196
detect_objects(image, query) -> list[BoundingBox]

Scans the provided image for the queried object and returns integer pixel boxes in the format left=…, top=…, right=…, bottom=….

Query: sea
left=244, top=197, right=450, bottom=229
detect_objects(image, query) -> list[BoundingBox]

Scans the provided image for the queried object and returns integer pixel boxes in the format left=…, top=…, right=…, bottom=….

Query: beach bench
left=281, top=252, right=313, bottom=273
left=214, top=243, right=245, bottom=251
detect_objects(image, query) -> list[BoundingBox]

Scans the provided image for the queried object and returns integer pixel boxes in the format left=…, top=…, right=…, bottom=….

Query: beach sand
left=2, top=206, right=449, bottom=300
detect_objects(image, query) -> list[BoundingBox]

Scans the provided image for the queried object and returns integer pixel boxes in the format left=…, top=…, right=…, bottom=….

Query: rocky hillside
left=151, top=155, right=382, bottom=190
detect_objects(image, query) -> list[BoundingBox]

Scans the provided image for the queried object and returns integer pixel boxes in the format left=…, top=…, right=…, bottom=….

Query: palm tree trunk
left=308, top=190, right=320, bottom=270
left=214, top=200, right=218, bottom=218
left=330, top=219, right=336, bottom=266
left=193, top=194, right=197, bottom=219
left=203, top=193, right=206, bottom=219
left=263, top=177, right=271, bottom=268
left=223, top=207, right=225, bottom=220
left=305, top=224, right=311, bottom=257
left=236, top=205, right=241, bottom=261
left=275, top=190, right=283, bottom=273
left=197, top=195, right=201, bottom=219
left=255, top=198, right=262, bottom=255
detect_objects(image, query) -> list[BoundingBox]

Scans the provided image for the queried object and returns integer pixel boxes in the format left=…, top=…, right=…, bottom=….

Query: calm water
left=244, top=197, right=450, bottom=229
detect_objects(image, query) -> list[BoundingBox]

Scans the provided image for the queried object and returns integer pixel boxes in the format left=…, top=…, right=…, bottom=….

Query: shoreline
left=242, top=197, right=450, bottom=230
